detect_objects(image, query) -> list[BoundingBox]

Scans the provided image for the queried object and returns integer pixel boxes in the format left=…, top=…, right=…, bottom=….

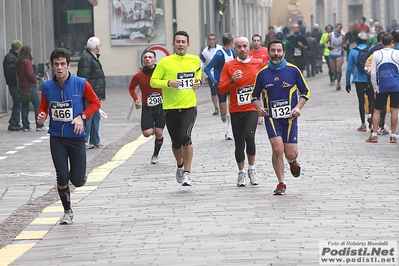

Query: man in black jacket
left=3, top=40, right=22, bottom=131
left=288, top=24, right=309, bottom=73
left=77, top=37, right=107, bottom=149
left=305, top=32, right=319, bottom=78
left=311, top=24, right=323, bottom=73
left=345, top=22, right=359, bottom=60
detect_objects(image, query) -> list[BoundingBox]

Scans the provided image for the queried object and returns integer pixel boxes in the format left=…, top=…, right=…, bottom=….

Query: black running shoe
left=289, top=160, right=301, bottom=177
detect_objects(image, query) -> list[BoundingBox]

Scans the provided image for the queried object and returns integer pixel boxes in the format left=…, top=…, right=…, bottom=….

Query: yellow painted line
left=87, top=171, right=109, bottom=182
left=42, top=205, right=64, bottom=213
left=74, top=185, right=98, bottom=191
left=30, top=217, right=60, bottom=225
left=96, top=161, right=124, bottom=170
left=84, top=135, right=151, bottom=183
left=86, top=177, right=103, bottom=182
left=0, top=135, right=151, bottom=265
left=55, top=197, right=89, bottom=204
left=0, top=243, right=36, bottom=266
left=15, top=231, right=48, bottom=240
left=69, top=198, right=83, bottom=204
left=112, top=135, right=150, bottom=161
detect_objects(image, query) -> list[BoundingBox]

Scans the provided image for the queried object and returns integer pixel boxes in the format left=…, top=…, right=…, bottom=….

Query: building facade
left=0, top=0, right=54, bottom=112
left=268, top=0, right=399, bottom=36
left=2, top=0, right=398, bottom=112
left=0, top=0, right=273, bottom=112
left=313, top=0, right=399, bottom=32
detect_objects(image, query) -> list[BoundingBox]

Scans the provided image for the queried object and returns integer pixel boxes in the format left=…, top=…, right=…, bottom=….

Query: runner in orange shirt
left=219, top=36, right=263, bottom=187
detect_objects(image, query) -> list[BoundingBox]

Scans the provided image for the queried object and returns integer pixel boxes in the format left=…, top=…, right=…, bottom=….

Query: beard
left=271, top=56, right=283, bottom=64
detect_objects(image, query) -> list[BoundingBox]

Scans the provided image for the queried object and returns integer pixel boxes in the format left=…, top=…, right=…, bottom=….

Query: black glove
left=213, top=81, right=219, bottom=88
left=346, top=85, right=351, bottom=93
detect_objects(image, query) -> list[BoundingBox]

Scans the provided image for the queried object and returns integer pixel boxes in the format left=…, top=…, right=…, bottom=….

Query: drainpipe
left=173, top=0, right=177, bottom=33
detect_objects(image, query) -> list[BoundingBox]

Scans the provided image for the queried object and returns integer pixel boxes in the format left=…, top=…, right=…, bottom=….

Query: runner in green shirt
left=319, top=24, right=334, bottom=85
left=150, top=31, right=202, bottom=186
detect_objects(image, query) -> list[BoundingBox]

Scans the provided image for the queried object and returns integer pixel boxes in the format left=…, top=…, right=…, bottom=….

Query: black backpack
left=354, top=47, right=369, bottom=73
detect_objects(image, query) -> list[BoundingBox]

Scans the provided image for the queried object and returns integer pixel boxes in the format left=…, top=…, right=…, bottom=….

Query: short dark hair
left=50, top=48, right=71, bottom=64
left=222, top=33, right=234, bottom=45
left=283, top=27, right=289, bottom=34
left=173, top=31, right=190, bottom=43
left=143, top=50, right=156, bottom=58
left=391, top=28, right=399, bottom=43
left=207, top=33, right=216, bottom=38
left=268, top=26, right=274, bottom=30
left=325, top=24, right=333, bottom=31
left=381, top=32, right=393, bottom=46
left=268, top=39, right=285, bottom=52
left=377, top=31, right=385, bottom=42
left=251, top=34, right=262, bottom=41
left=360, top=17, right=366, bottom=23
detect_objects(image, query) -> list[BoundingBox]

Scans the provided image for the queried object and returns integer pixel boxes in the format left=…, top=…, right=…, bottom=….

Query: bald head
left=235, top=36, right=249, bottom=47
left=234, top=36, right=250, bottom=60
left=293, top=24, right=300, bottom=33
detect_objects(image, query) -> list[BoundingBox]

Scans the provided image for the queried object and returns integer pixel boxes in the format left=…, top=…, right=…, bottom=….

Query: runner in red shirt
left=128, top=50, right=165, bottom=164
left=249, top=34, right=269, bottom=124
left=249, top=34, right=269, bottom=66
left=355, top=17, right=370, bottom=34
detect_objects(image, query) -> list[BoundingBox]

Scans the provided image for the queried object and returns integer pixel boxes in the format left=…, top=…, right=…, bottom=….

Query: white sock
left=248, top=164, right=255, bottom=170
left=227, top=113, right=232, bottom=132
left=239, top=169, right=245, bottom=173
left=372, top=132, right=378, bottom=137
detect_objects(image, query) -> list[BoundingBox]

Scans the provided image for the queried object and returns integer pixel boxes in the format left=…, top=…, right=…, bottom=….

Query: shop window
left=53, top=0, right=94, bottom=62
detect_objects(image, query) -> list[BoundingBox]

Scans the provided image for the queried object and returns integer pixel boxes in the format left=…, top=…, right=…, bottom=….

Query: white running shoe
left=36, top=126, right=48, bottom=131
left=93, top=143, right=108, bottom=149
left=85, top=143, right=94, bottom=149
left=225, top=132, right=233, bottom=140
left=59, top=210, right=73, bottom=225
left=176, top=168, right=184, bottom=183
left=182, top=172, right=192, bottom=186
left=248, top=169, right=260, bottom=185
left=237, top=172, right=246, bottom=187
left=150, top=155, right=159, bottom=164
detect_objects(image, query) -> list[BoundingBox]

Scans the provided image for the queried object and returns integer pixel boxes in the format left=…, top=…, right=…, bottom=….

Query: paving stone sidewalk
left=1, top=69, right=398, bottom=265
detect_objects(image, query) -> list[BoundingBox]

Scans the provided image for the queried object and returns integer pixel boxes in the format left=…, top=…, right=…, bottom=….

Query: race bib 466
left=50, top=100, right=73, bottom=122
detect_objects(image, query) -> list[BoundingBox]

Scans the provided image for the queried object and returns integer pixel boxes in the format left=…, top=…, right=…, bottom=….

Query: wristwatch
left=80, top=113, right=87, bottom=120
